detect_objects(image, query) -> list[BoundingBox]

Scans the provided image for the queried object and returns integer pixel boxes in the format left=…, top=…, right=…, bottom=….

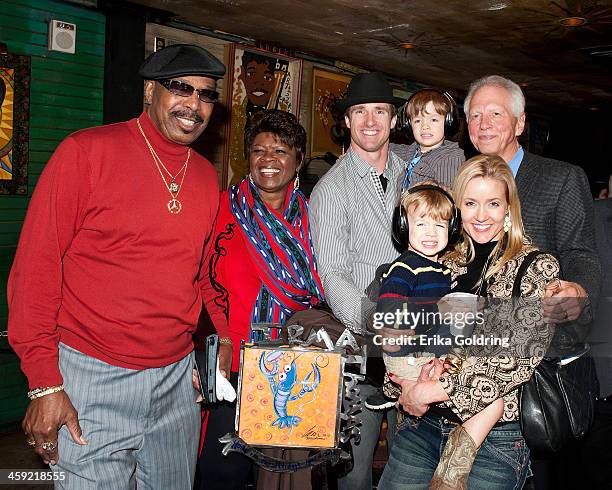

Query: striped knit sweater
left=376, top=251, right=451, bottom=338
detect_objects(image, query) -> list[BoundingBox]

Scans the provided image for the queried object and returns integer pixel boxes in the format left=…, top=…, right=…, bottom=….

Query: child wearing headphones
left=373, top=183, right=504, bottom=489
left=390, top=89, right=465, bottom=189
left=376, top=184, right=455, bottom=388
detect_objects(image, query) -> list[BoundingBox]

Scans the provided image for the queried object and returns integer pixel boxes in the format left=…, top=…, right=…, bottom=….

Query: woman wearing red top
left=198, top=110, right=325, bottom=489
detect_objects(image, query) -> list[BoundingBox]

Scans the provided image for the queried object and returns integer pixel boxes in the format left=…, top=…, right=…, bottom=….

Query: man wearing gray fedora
left=9, top=44, right=225, bottom=488
left=310, top=72, right=405, bottom=490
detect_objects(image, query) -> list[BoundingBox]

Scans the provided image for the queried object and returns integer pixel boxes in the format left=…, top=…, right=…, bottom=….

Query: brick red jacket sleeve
left=8, top=136, right=91, bottom=389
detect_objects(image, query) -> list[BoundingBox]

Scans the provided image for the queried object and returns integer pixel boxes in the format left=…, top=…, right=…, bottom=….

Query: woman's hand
left=217, top=343, right=232, bottom=380
left=389, top=375, right=427, bottom=416
left=419, top=358, right=446, bottom=381
left=389, top=360, right=448, bottom=416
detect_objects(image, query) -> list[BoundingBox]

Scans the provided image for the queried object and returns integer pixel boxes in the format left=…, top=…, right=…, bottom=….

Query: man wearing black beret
left=9, top=44, right=225, bottom=488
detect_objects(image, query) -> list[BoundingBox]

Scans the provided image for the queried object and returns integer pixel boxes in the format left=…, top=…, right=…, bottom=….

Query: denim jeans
left=379, top=413, right=531, bottom=490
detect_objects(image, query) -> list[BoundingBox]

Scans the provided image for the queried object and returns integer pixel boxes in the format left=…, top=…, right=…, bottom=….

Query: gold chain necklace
left=137, top=118, right=191, bottom=214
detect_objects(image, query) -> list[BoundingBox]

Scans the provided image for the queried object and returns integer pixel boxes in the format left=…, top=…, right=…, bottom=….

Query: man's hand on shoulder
left=23, top=391, right=87, bottom=465
left=544, top=279, right=590, bottom=324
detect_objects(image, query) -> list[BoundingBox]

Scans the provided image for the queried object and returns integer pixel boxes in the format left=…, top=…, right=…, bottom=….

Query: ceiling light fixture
left=400, top=42, right=416, bottom=49
left=487, top=2, right=510, bottom=11
left=559, top=16, right=587, bottom=27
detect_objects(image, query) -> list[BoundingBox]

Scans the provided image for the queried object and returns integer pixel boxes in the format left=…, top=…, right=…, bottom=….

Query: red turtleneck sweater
left=8, top=112, right=219, bottom=389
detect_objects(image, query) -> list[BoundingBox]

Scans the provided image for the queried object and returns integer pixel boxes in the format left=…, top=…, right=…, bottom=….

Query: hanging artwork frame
left=310, top=68, right=352, bottom=157
left=223, top=44, right=302, bottom=186
left=0, top=52, right=30, bottom=195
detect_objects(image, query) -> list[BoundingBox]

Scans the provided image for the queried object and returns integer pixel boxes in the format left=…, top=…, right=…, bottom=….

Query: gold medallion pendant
left=137, top=118, right=190, bottom=215
left=168, top=198, right=182, bottom=214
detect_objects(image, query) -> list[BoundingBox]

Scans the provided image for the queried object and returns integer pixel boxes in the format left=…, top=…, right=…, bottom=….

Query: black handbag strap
left=512, top=250, right=545, bottom=297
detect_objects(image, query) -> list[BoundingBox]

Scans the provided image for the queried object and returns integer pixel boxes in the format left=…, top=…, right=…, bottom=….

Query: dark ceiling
left=131, top=0, right=612, bottom=115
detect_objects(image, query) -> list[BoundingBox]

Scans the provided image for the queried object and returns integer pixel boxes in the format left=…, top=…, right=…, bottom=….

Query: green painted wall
left=0, top=0, right=105, bottom=424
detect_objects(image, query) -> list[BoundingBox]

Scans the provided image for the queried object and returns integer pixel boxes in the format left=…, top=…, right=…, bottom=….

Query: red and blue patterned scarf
left=230, top=177, right=325, bottom=326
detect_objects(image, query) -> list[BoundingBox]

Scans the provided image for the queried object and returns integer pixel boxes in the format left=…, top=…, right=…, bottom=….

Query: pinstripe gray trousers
left=53, top=343, right=200, bottom=489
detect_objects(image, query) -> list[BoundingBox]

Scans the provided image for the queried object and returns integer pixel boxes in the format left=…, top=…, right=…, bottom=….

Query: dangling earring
left=294, top=173, right=300, bottom=190
left=248, top=173, right=255, bottom=185
left=503, top=213, right=512, bottom=233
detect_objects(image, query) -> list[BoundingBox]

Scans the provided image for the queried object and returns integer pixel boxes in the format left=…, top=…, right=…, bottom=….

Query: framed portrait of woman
left=224, top=45, right=302, bottom=186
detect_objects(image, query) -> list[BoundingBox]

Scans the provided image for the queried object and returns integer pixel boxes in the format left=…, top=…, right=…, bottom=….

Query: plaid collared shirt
left=369, top=167, right=387, bottom=206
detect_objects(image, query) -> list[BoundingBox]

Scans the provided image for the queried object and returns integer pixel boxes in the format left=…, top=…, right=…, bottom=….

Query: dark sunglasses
left=158, top=79, right=219, bottom=103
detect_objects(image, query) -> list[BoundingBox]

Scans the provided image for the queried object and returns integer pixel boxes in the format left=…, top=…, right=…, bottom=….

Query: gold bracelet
left=218, top=337, right=233, bottom=345
left=27, top=384, right=64, bottom=400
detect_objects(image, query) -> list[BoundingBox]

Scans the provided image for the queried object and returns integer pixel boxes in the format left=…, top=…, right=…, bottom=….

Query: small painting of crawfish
left=259, top=351, right=321, bottom=429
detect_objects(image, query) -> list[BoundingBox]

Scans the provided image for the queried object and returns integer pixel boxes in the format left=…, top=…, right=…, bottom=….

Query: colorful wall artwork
left=0, top=53, right=30, bottom=195
left=224, top=45, right=302, bottom=186
left=310, top=68, right=352, bottom=157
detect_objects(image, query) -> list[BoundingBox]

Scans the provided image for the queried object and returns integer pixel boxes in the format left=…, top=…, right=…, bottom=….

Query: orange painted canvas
left=237, top=346, right=342, bottom=449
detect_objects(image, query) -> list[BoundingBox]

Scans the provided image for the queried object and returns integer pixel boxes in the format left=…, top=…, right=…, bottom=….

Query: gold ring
left=444, top=353, right=464, bottom=374
left=41, top=441, right=57, bottom=452
left=444, top=348, right=468, bottom=374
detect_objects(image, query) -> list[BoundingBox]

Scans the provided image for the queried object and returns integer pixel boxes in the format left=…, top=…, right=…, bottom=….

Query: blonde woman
left=379, top=154, right=560, bottom=490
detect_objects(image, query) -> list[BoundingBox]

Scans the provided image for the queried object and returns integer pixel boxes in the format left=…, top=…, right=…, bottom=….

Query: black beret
left=139, top=44, right=226, bottom=81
